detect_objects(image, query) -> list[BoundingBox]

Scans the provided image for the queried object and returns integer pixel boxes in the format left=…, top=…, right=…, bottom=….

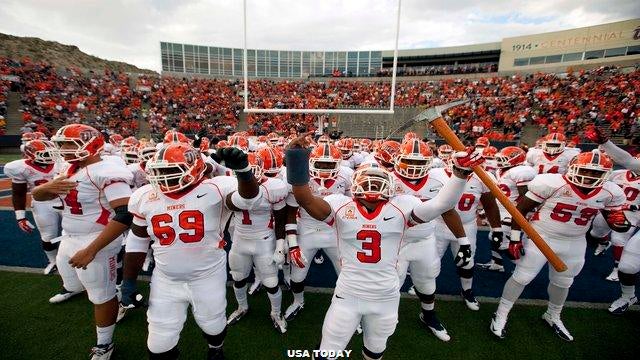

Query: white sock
left=547, top=283, right=568, bottom=317
left=495, top=298, right=514, bottom=319
left=293, top=290, right=304, bottom=304
left=234, top=284, right=249, bottom=309
left=44, top=249, right=57, bottom=263
left=96, top=324, right=115, bottom=345
left=283, top=264, right=291, bottom=284
left=621, top=285, right=636, bottom=301
left=420, top=301, right=434, bottom=311
left=268, top=288, right=282, bottom=315
left=460, top=277, right=473, bottom=291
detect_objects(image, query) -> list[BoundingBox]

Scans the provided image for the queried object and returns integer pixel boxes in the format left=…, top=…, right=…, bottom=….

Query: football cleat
left=355, top=324, right=363, bottom=335
left=407, top=286, right=416, bottom=296
left=90, top=342, right=114, bottom=360
left=608, top=296, right=637, bottom=315
left=542, top=312, right=574, bottom=341
left=419, top=311, right=451, bottom=342
left=227, top=307, right=249, bottom=326
left=462, top=289, right=480, bottom=311
left=248, top=280, right=262, bottom=296
left=490, top=313, right=507, bottom=339
left=271, top=313, right=287, bottom=334
left=284, top=301, right=304, bottom=321
left=477, top=261, right=505, bottom=272
left=605, top=268, right=619, bottom=282
left=49, top=288, right=83, bottom=304
left=43, top=262, right=57, bottom=275
left=594, top=241, right=611, bottom=256
left=116, top=293, right=145, bottom=323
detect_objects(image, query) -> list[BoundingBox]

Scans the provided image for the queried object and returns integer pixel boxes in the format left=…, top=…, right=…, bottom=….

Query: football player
left=103, top=133, right=123, bottom=156
left=285, top=134, right=482, bottom=360
left=226, top=151, right=290, bottom=334
left=478, top=147, right=535, bottom=272
left=361, top=140, right=401, bottom=171
left=5, top=139, right=62, bottom=274
left=526, top=132, right=580, bottom=174
left=336, top=138, right=364, bottom=169
left=32, top=124, right=135, bottom=360
left=121, top=143, right=260, bottom=359
left=392, top=139, right=469, bottom=341
left=491, top=151, right=627, bottom=341
left=284, top=143, right=353, bottom=321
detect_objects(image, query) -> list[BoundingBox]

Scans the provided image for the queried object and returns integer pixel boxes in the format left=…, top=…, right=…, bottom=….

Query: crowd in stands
left=0, top=79, right=8, bottom=135
left=376, top=62, right=498, bottom=77
left=0, top=56, right=637, bottom=145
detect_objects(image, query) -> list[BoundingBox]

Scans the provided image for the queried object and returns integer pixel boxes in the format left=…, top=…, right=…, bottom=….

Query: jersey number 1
left=356, top=230, right=381, bottom=263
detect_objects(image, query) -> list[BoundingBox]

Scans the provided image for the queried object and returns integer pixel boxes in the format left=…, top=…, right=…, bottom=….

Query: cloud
left=0, top=0, right=637, bottom=71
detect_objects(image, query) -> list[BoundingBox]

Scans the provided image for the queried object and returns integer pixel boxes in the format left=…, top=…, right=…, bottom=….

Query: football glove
left=273, top=239, right=286, bottom=266
left=289, top=246, right=307, bottom=268
left=192, top=127, right=209, bottom=147
left=15, top=211, right=35, bottom=233
left=120, top=279, right=146, bottom=308
left=584, top=126, right=608, bottom=144
left=490, top=230, right=503, bottom=252
left=454, top=244, right=472, bottom=267
left=216, top=147, right=249, bottom=171
left=452, top=147, right=484, bottom=175
left=606, top=210, right=631, bottom=232
left=623, top=204, right=639, bottom=212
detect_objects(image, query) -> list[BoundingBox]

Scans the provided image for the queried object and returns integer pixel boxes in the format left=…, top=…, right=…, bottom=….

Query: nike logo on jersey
left=53, top=205, right=64, bottom=210
left=429, top=189, right=438, bottom=192
left=383, top=216, right=395, bottom=221
left=335, top=295, right=344, bottom=299
left=197, top=193, right=207, bottom=198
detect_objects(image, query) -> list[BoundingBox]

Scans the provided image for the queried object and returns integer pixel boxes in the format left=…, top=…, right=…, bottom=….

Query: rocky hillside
left=0, top=32, right=156, bottom=74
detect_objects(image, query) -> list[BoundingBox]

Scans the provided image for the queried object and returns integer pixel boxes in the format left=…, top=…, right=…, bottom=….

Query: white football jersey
left=434, top=170, right=493, bottom=224
left=231, top=177, right=288, bottom=240
left=526, top=174, right=625, bottom=241
left=286, top=166, right=353, bottom=236
left=127, top=162, right=149, bottom=189
left=496, top=165, right=536, bottom=217
left=129, top=177, right=237, bottom=281
left=392, top=167, right=449, bottom=242
left=431, top=157, right=446, bottom=169
left=324, top=193, right=420, bottom=301
left=608, top=170, right=640, bottom=225
left=4, top=159, right=60, bottom=193
left=341, top=152, right=365, bottom=169
left=57, top=158, right=133, bottom=236
left=526, top=148, right=579, bottom=175
left=102, top=143, right=121, bottom=157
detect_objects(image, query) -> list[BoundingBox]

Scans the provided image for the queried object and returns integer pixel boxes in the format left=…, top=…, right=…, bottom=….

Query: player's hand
left=192, top=127, right=209, bottom=147
left=273, top=239, right=286, bottom=266
left=17, top=218, right=36, bottom=233
left=286, top=131, right=314, bottom=150
left=121, top=279, right=146, bottom=308
left=454, top=244, right=472, bottom=267
left=584, top=125, right=608, bottom=144
left=42, top=175, right=77, bottom=195
left=490, top=231, right=503, bottom=251
left=606, top=210, right=631, bottom=232
left=451, top=147, right=484, bottom=177
left=69, top=247, right=97, bottom=269
left=215, top=147, right=249, bottom=171
left=289, top=246, right=307, bottom=268
left=623, top=204, right=639, bottom=212
left=507, top=241, right=524, bottom=260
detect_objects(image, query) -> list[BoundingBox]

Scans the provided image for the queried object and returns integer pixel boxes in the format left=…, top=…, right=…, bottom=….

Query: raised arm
left=585, top=126, right=640, bottom=172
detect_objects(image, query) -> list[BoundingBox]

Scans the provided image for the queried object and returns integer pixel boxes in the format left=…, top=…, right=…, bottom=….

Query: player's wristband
left=456, top=236, right=470, bottom=246
left=286, top=233, right=299, bottom=248
left=285, top=223, right=298, bottom=234
left=15, top=210, right=26, bottom=220
left=491, top=227, right=502, bottom=233
left=510, top=230, right=522, bottom=242
left=286, top=148, right=310, bottom=186
left=234, top=166, right=254, bottom=181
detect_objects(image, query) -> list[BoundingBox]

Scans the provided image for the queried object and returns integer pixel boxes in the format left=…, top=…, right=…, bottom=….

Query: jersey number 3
left=151, top=210, right=205, bottom=246
left=356, top=230, right=381, bottom=263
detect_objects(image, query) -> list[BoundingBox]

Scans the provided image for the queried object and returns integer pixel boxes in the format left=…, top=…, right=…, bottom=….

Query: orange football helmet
left=542, top=132, right=566, bottom=155
left=216, top=140, right=229, bottom=149
left=566, top=151, right=613, bottom=188
left=257, top=147, right=284, bottom=177
left=374, top=140, right=401, bottom=169
left=163, top=130, right=189, bottom=144
left=24, top=139, right=56, bottom=164
left=360, top=138, right=372, bottom=152
left=267, top=132, right=280, bottom=145
left=137, top=142, right=157, bottom=162
left=475, top=136, right=490, bottom=149
left=33, top=131, right=47, bottom=140
left=335, top=138, right=354, bottom=160
left=309, top=144, right=342, bottom=181
left=395, top=139, right=433, bottom=179
left=109, top=133, right=123, bottom=146
left=146, top=143, right=205, bottom=193
left=351, top=164, right=395, bottom=202
left=228, top=136, right=249, bottom=152
left=247, top=152, right=264, bottom=179
left=317, top=135, right=331, bottom=145
left=495, top=146, right=526, bottom=168
left=437, top=144, right=454, bottom=160
left=52, top=124, right=104, bottom=163
left=482, top=146, right=498, bottom=159
left=21, top=132, right=37, bottom=143
left=199, top=137, right=210, bottom=153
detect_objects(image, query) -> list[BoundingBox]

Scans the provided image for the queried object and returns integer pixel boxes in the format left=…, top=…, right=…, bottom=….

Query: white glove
left=273, top=238, right=286, bottom=266
left=16, top=210, right=36, bottom=233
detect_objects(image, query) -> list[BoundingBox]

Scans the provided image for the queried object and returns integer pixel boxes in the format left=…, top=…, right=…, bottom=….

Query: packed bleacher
left=1, top=56, right=638, bottom=145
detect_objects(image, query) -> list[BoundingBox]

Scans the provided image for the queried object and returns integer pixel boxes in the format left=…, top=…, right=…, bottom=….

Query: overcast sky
left=1, top=0, right=638, bottom=71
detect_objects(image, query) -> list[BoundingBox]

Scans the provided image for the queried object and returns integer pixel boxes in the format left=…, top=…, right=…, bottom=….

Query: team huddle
left=5, top=124, right=640, bottom=360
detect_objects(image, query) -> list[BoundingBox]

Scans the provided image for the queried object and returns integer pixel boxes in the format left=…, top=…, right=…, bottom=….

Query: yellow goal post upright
left=241, top=0, right=403, bottom=116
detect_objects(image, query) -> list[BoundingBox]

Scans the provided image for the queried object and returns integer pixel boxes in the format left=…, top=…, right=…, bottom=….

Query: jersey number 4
left=151, top=210, right=205, bottom=246
left=356, top=230, right=381, bottom=263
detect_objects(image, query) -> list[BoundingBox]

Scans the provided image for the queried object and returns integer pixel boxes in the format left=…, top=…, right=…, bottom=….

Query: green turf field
left=1, top=271, right=639, bottom=360
left=0, top=153, right=22, bottom=164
